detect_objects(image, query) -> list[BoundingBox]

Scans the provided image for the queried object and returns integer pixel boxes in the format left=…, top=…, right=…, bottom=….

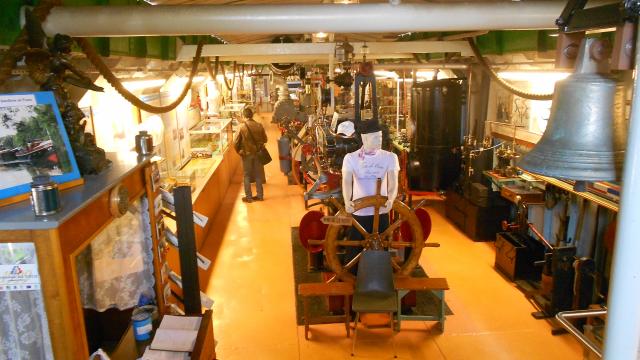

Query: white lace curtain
left=76, top=197, right=155, bottom=311
left=0, top=243, right=54, bottom=360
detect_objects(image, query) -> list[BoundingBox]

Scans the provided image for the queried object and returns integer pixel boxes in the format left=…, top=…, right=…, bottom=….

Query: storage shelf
left=519, top=169, right=619, bottom=212
left=488, top=121, right=541, bottom=148
left=483, top=169, right=619, bottom=212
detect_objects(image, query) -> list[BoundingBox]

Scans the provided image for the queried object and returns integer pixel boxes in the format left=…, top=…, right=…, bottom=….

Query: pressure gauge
left=109, top=184, right=129, bottom=217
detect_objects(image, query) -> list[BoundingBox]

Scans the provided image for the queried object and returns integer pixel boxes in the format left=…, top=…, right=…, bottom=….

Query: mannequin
left=341, top=121, right=399, bottom=273
left=342, top=128, right=399, bottom=216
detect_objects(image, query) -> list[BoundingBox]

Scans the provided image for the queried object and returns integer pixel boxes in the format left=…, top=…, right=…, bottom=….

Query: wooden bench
left=394, top=277, right=450, bottom=331
left=297, top=282, right=354, bottom=340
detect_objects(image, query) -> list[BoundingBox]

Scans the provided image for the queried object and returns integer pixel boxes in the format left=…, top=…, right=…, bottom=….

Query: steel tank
left=409, top=78, right=464, bottom=191
left=278, top=136, right=292, bottom=174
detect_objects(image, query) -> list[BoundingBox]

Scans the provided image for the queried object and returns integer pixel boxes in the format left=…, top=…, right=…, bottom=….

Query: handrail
left=555, top=309, right=607, bottom=358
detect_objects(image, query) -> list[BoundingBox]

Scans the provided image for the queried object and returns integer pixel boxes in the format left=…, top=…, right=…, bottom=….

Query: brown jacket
left=234, top=119, right=267, bottom=156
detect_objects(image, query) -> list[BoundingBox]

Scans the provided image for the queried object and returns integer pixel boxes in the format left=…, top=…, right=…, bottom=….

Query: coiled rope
left=77, top=38, right=205, bottom=114
left=467, top=38, right=554, bottom=101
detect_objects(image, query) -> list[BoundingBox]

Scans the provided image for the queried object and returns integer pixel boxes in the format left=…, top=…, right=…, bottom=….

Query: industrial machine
left=408, top=78, right=466, bottom=192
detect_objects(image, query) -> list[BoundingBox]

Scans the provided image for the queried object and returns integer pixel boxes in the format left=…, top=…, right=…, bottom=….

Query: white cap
left=336, top=121, right=355, bottom=137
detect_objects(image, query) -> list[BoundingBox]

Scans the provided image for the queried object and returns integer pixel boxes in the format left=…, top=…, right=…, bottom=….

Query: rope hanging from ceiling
left=77, top=38, right=205, bottom=114
left=205, top=56, right=217, bottom=81
left=239, top=63, right=245, bottom=90
left=466, top=38, right=553, bottom=101
left=215, top=57, right=237, bottom=91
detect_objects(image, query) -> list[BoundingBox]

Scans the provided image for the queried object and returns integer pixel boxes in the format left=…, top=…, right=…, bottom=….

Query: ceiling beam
left=176, top=41, right=472, bottom=60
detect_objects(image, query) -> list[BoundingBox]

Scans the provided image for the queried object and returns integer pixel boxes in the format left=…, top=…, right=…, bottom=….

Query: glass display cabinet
left=219, top=103, right=246, bottom=133
left=188, top=118, right=233, bottom=158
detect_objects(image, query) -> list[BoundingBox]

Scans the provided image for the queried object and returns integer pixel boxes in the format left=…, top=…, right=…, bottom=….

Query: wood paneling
left=34, top=229, right=85, bottom=359
left=59, top=168, right=145, bottom=256
left=193, top=149, right=240, bottom=247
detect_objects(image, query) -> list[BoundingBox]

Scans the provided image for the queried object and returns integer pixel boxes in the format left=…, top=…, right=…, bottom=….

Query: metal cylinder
left=42, top=2, right=566, bottom=37
left=30, top=175, right=61, bottom=216
left=603, top=22, right=640, bottom=359
left=135, top=131, right=154, bottom=156
left=409, top=78, right=464, bottom=191
left=278, top=136, right=292, bottom=175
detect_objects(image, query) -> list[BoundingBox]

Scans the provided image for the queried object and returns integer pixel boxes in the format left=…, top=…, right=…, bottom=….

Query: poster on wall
left=495, top=84, right=534, bottom=127
left=0, top=243, right=42, bottom=292
left=0, top=242, right=54, bottom=359
left=492, top=80, right=553, bottom=134
left=0, top=92, right=81, bottom=201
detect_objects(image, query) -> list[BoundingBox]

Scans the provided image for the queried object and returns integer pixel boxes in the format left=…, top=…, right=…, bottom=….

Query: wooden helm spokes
left=324, top=196, right=424, bottom=282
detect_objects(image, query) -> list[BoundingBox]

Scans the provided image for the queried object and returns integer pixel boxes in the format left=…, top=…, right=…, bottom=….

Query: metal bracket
left=557, top=0, right=639, bottom=33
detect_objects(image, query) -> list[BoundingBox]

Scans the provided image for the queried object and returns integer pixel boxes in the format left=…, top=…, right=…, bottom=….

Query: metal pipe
left=556, top=309, right=607, bottom=358
left=43, top=2, right=566, bottom=37
left=396, top=77, right=400, bottom=133
left=603, top=23, right=640, bottom=359
left=528, top=223, right=554, bottom=250
left=377, top=63, right=469, bottom=70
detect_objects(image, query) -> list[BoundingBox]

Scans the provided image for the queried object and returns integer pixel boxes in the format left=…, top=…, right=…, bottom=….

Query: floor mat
left=291, top=227, right=453, bottom=326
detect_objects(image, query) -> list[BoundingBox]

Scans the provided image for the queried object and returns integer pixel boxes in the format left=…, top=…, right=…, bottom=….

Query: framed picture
left=0, top=92, right=82, bottom=203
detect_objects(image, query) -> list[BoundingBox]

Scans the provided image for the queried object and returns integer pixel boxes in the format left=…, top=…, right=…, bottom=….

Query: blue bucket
left=132, top=306, right=154, bottom=341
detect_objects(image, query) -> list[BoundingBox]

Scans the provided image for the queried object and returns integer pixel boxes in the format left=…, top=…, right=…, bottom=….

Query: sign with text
left=321, top=216, right=352, bottom=226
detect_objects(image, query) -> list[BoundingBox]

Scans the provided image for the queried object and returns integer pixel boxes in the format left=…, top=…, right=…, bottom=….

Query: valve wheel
left=323, top=196, right=424, bottom=282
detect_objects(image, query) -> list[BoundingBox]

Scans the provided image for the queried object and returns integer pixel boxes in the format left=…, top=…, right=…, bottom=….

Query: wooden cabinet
left=0, top=145, right=239, bottom=358
left=445, top=190, right=510, bottom=241
left=0, top=152, right=162, bottom=359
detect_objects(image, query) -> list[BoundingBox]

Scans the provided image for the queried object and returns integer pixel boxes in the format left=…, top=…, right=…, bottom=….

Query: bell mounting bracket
left=556, top=0, right=640, bottom=33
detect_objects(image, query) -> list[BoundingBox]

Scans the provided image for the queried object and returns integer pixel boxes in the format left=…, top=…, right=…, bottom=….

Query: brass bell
left=518, top=38, right=627, bottom=181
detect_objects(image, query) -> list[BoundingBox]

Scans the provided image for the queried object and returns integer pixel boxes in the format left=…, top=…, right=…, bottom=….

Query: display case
left=189, top=118, right=233, bottom=158
left=219, top=103, right=246, bottom=133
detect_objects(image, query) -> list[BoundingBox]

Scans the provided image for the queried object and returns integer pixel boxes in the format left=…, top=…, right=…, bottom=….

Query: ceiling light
left=361, top=43, right=369, bottom=55
left=374, top=70, right=398, bottom=79
left=498, top=71, right=570, bottom=82
left=122, top=79, right=166, bottom=91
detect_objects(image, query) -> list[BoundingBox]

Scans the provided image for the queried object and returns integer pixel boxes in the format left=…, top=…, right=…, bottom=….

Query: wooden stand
left=395, top=277, right=449, bottom=332
left=298, top=282, right=354, bottom=340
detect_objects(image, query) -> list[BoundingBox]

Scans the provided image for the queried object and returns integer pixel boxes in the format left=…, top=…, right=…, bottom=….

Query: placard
left=0, top=243, right=41, bottom=292
left=0, top=92, right=82, bottom=203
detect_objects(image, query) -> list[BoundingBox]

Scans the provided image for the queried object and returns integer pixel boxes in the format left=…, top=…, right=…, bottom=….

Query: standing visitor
left=234, top=107, right=268, bottom=203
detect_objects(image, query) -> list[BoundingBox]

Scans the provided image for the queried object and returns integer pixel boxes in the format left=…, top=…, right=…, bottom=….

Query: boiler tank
left=408, top=78, right=464, bottom=191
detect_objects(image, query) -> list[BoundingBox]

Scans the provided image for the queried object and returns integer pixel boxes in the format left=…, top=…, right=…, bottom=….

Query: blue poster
left=0, top=91, right=81, bottom=200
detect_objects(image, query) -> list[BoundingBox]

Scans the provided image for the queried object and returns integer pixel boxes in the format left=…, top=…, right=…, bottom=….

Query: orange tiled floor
left=202, top=114, right=583, bottom=359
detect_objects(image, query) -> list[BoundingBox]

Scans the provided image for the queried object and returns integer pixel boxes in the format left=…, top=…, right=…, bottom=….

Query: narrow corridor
left=201, top=113, right=583, bottom=359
